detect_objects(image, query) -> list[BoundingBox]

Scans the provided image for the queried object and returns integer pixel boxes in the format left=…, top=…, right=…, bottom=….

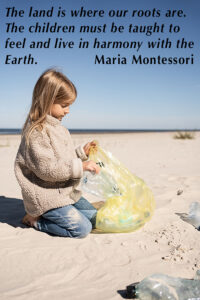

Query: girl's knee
left=76, top=220, right=92, bottom=238
left=40, top=205, right=93, bottom=238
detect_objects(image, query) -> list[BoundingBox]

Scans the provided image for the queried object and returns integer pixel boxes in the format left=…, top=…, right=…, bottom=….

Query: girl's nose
left=64, top=107, right=70, bottom=114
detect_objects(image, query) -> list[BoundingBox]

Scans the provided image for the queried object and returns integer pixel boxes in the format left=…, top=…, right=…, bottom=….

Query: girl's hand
left=83, top=140, right=97, bottom=156
left=82, top=161, right=100, bottom=174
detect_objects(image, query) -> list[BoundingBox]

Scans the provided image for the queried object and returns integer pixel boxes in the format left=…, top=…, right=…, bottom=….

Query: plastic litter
left=81, top=141, right=155, bottom=233
left=126, top=271, right=200, bottom=299
left=178, top=202, right=200, bottom=230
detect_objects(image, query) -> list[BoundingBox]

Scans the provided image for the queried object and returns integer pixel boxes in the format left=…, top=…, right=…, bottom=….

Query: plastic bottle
left=179, top=202, right=200, bottom=230
left=195, top=270, right=200, bottom=280
left=81, top=170, right=121, bottom=199
left=126, top=272, right=200, bottom=300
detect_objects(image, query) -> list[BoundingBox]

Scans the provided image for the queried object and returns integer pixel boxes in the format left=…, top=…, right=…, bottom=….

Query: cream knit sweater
left=14, top=115, right=88, bottom=217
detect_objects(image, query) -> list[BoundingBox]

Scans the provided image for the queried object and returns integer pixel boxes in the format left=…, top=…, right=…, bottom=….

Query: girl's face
left=50, top=101, right=70, bottom=121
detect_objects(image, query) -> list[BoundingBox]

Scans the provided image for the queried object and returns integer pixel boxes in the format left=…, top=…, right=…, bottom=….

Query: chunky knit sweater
left=14, top=115, right=88, bottom=217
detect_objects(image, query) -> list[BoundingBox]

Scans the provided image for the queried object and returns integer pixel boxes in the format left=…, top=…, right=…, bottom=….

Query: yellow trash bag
left=81, top=142, right=155, bottom=233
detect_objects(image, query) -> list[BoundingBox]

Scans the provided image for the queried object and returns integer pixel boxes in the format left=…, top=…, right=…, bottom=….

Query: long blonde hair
left=22, top=68, right=77, bottom=145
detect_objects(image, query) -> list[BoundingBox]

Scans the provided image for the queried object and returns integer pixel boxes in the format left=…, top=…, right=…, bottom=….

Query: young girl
left=14, top=68, right=101, bottom=238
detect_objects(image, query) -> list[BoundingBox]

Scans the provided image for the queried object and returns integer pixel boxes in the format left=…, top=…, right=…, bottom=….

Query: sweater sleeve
left=25, top=131, right=83, bottom=182
left=75, top=144, right=88, bottom=161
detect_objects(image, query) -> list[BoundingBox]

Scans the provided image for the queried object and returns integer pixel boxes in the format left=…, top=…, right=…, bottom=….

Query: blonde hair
left=22, top=68, right=77, bottom=145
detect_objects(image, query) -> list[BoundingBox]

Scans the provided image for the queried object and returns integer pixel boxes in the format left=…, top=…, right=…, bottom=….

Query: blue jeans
left=36, top=197, right=97, bottom=238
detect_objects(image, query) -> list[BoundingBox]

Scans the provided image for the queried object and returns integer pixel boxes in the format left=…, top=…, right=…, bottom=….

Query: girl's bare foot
left=22, top=214, right=40, bottom=228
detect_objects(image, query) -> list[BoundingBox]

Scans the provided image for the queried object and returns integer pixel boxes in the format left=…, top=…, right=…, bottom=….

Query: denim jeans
left=36, top=197, right=97, bottom=238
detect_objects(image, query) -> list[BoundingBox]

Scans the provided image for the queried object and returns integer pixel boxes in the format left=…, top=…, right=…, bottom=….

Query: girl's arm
left=75, top=141, right=97, bottom=161
left=25, top=131, right=83, bottom=182
left=75, top=144, right=88, bottom=161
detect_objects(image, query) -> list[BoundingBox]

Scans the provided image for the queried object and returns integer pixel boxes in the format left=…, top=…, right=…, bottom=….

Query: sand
left=0, top=132, right=200, bottom=299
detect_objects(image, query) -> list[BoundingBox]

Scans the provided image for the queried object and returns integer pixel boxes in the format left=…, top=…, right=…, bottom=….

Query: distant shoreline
left=0, top=128, right=199, bottom=135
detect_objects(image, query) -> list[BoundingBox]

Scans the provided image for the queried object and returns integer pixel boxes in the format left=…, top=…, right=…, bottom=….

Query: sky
left=0, top=0, right=200, bottom=129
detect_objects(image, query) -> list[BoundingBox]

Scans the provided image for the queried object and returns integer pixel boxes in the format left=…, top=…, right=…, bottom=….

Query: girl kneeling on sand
left=14, top=68, right=102, bottom=238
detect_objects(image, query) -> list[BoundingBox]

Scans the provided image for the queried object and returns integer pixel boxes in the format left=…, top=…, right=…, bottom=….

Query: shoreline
left=0, top=129, right=199, bottom=137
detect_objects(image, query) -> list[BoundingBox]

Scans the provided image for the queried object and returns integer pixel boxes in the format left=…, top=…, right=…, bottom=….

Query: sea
left=0, top=128, right=198, bottom=135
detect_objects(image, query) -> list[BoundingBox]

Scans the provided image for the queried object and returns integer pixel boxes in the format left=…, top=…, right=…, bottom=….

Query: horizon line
left=0, top=128, right=199, bottom=131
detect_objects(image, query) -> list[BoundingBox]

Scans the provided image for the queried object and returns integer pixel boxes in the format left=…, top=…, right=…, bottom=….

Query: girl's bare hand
left=83, top=140, right=97, bottom=156
left=82, top=160, right=100, bottom=174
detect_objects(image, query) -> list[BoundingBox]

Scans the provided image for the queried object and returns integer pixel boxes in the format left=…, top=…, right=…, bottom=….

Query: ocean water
left=0, top=128, right=198, bottom=135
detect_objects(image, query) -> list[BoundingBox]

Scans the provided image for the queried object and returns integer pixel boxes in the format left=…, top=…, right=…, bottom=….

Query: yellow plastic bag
left=81, top=142, right=155, bottom=233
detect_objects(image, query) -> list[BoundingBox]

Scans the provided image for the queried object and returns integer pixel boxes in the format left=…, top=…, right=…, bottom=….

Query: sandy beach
left=0, top=132, right=200, bottom=300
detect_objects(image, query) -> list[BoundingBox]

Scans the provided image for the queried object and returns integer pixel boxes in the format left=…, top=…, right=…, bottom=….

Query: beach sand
left=0, top=132, right=200, bottom=299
